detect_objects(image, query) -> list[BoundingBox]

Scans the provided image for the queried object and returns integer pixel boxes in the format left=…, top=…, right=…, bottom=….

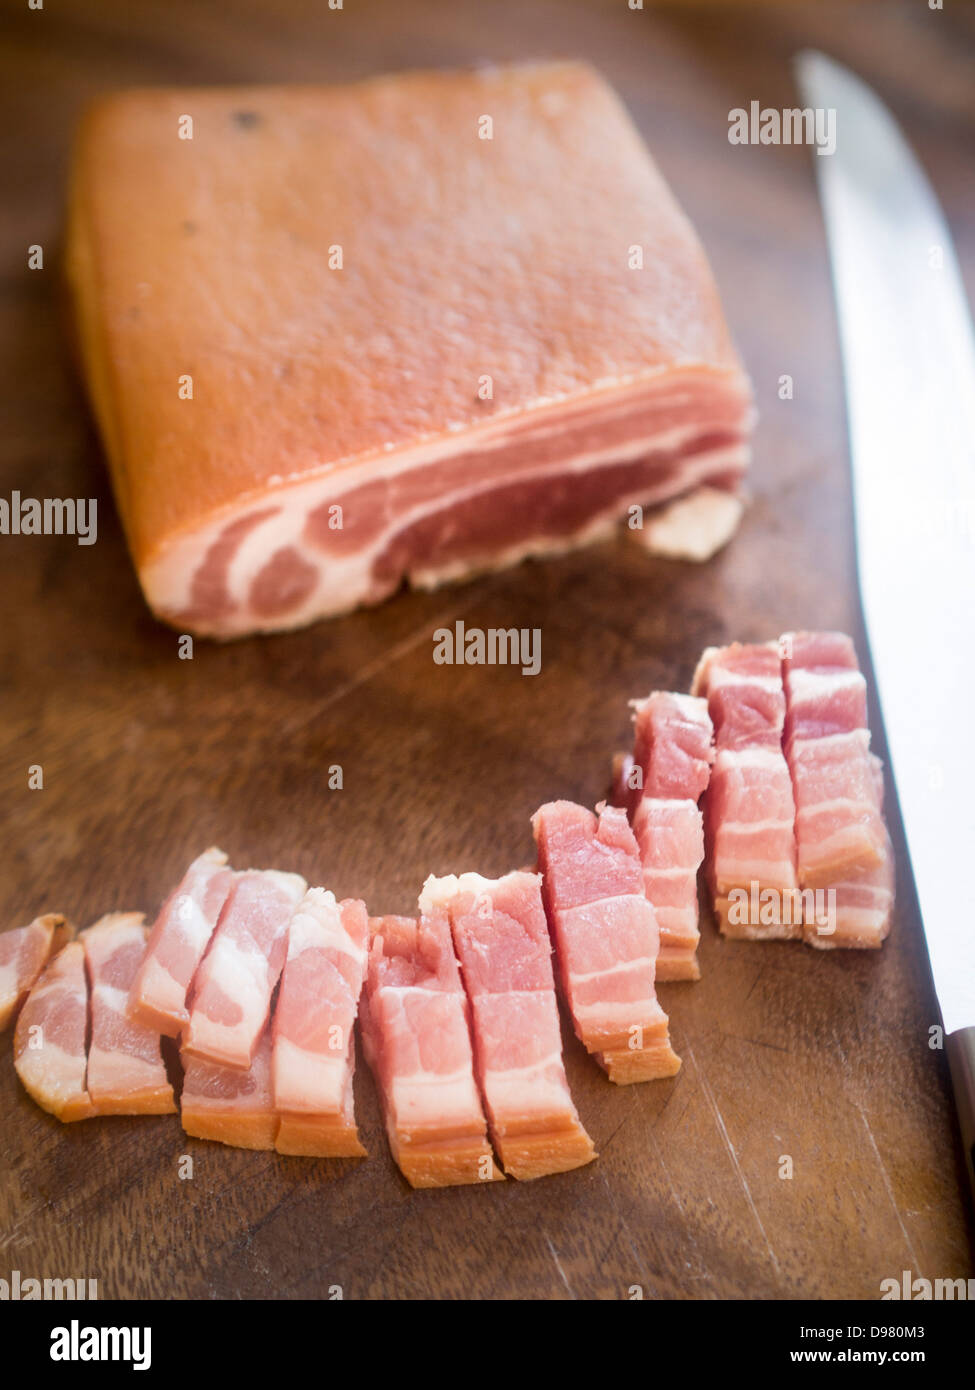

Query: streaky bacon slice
left=181, top=1026, right=278, bottom=1149
left=14, top=941, right=93, bottom=1121
left=272, top=888, right=369, bottom=1157
left=426, top=870, right=596, bottom=1179
left=183, top=868, right=306, bottom=1069
left=781, top=631, right=888, bottom=885
left=626, top=691, right=714, bottom=979
left=692, top=642, right=800, bottom=939
left=0, top=914, right=72, bottom=1031
left=129, top=848, right=235, bottom=1035
left=81, top=913, right=176, bottom=1115
left=532, top=800, right=680, bottom=1084
left=360, top=912, right=502, bottom=1188
left=781, top=632, right=894, bottom=948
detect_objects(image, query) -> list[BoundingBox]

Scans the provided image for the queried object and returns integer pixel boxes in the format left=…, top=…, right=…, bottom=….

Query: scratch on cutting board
left=544, top=1232, right=576, bottom=1300
left=855, top=1102, right=921, bottom=1271
left=599, top=1172, right=656, bottom=1292
left=684, top=1042, right=780, bottom=1272
left=279, top=580, right=508, bottom=738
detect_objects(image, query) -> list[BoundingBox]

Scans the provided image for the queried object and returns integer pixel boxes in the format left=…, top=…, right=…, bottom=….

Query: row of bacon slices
left=1, top=631, right=894, bottom=1187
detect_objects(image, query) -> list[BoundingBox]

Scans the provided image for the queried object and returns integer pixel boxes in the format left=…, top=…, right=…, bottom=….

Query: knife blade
left=794, top=50, right=975, bottom=1196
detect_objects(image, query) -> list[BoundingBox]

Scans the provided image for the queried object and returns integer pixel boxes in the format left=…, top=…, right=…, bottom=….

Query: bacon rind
left=181, top=1027, right=278, bottom=1149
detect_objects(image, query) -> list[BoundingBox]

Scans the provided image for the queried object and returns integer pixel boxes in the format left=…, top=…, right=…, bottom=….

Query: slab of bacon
left=181, top=1026, right=278, bottom=1149
left=183, top=868, right=306, bottom=1069
left=781, top=632, right=894, bottom=948
left=692, top=642, right=800, bottom=938
left=533, top=800, right=680, bottom=1083
left=425, top=871, right=596, bottom=1179
left=129, top=848, right=235, bottom=1036
left=67, top=63, right=752, bottom=637
left=0, top=914, right=72, bottom=1031
left=272, top=888, right=369, bottom=1157
left=14, top=940, right=93, bottom=1121
left=81, top=913, right=175, bottom=1115
left=626, top=691, right=714, bottom=979
left=360, top=912, right=502, bottom=1188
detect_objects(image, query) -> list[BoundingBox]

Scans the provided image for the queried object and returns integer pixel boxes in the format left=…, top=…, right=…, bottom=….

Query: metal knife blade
left=795, top=51, right=975, bottom=1187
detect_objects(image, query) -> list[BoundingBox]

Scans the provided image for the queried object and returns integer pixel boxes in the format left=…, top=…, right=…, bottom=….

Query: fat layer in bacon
left=181, top=1026, right=278, bottom=1149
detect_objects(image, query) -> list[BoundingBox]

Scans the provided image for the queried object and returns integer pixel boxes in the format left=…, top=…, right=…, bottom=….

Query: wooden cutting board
left=2, top=0, right=973, bottom=1299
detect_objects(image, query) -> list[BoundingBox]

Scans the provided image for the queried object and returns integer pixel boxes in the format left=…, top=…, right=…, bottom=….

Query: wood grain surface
left=1, top=0, right=973, bottom=1300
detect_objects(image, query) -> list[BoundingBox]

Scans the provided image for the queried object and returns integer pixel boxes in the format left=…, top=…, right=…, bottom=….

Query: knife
left=795, top=50, right=975, bottom=1200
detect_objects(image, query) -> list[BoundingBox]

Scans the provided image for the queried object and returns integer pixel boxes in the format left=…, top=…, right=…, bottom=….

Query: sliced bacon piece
left=692, top=643, right=800, bottom=939
left=625, top=691, right=714, bottom=979
left=183, top=868, right=306, bottom=1069
left=81, top=913, right=176, bottom=1115
left=425, top=871, right=596, bottom=1179
left=181, top=1026, right=278, bottom=1149
left=14, top=941, right=93, bottom=1121
left=129, top=848, right=235, bottom=1035
left=532, top=800, right=680, bottom=1084
left=781, top=633, right=894, bottom=948
left=360, top=913, right=502, bottom=1188
left=67, top=63, right=752, bottom=638
left=781, top=631, right=888, bottom=885
left=0, top=914, right=72, bottom=1031
left=272, top=888, right=369, bottom=1158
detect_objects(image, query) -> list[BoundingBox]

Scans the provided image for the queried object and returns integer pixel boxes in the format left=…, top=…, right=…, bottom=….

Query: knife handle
left=946, top=1027, right=975, bottom=1201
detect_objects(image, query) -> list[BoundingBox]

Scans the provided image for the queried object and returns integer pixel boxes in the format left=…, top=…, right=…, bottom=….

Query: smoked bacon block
left=692, top=643, right=800, bottom=939
left=627, top=692, right=714, bottom=980
left=0, top=914, right=72, bottom=1032
left=272, top=889, right=369, bottom=1157
left=183, top=868, right=306, bottom=1069
left=14, top=941, right=93, bottom=1121
left=532, top=801, right=680, bottom=1083
left=426, top=871, right=596, bottom=1179
left=66, top=63, right=753, bottom=637
left=82, top=914, right=176, bottom=1116
left=360, top=913, right=502, bottom=1188
left=129, top=848, right=235, bottom=1036
left=780, top=632, right=894, bottom=948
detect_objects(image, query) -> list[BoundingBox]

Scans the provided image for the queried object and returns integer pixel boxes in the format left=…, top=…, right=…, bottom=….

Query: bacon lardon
left=692, top=643, right=800, bottom=939
left=360, top=912, right=502, bottom=1188
left=0, top=914, right=72, bottom=1032
left=425, top=871, right=596, bottom=1179
left=532, top=801, right=680, bottom=1083
left=181, top=1026, right=278, bottom=1149
left=626, top=692, right=714, bottom=979
left=81, top=913, right=176, bottom=1116
left=272, top=889, right=369, bottom=1157
left=129, top=848, right=235, bottom=1036
left=781, top=632, right=894, bottom=948
left=183, top=868, right=306, bottom=1069
left=67, top=63, right=752, bottom=638
left=14, top=941, right=93, bottom=1122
